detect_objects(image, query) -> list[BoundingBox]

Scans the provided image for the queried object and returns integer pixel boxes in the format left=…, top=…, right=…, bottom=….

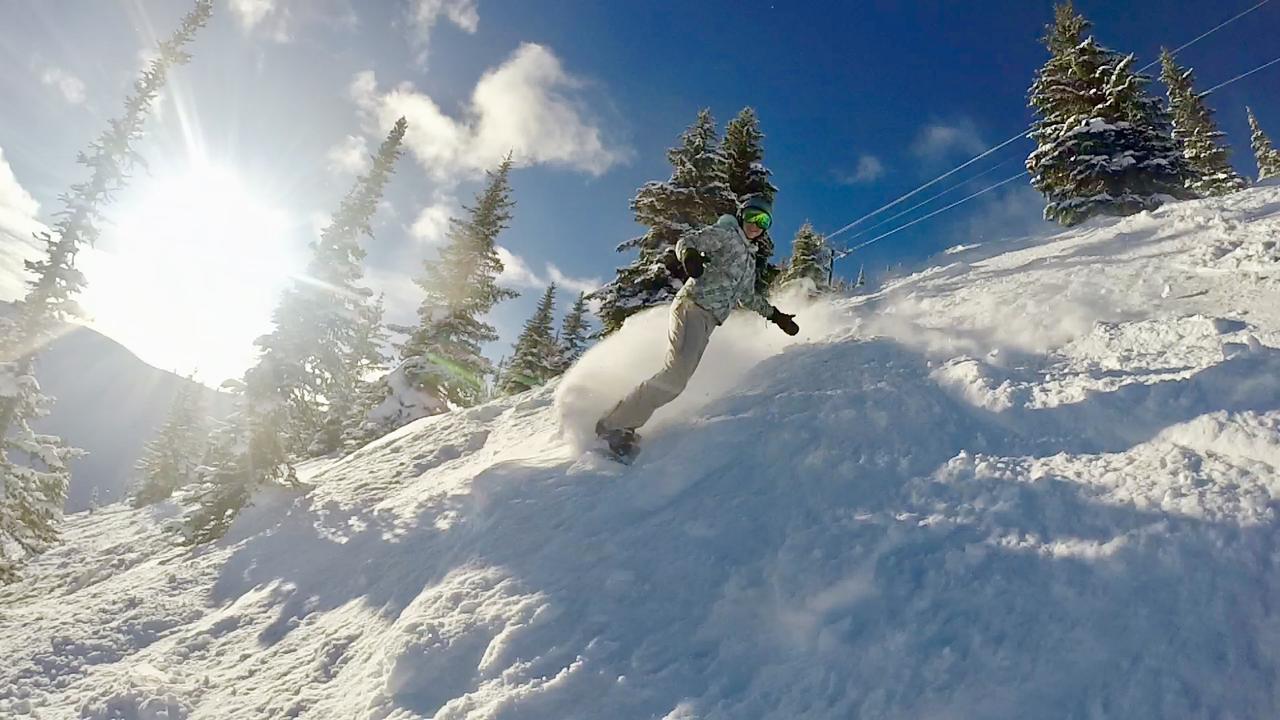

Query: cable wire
left=823, top=0, right=1271, bottom=248
left=1136, top=0, right=1272, bottom=72
left=1206, top=54, right=1280, bottom=92
left=825, top=133, right=1027, bottom=242
left=841, top=156, right=1020, bottom=245
left=844, top=171, right=1030, bottom=254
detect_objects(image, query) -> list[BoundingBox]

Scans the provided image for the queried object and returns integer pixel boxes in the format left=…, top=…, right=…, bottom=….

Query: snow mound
left=5, top=186, right=1280, bottom=718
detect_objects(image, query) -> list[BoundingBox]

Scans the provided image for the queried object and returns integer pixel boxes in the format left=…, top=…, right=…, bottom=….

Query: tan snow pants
left=599, top=296, right=719, bottom=432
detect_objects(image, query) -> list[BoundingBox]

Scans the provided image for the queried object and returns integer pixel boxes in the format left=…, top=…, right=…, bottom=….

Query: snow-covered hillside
left=4, top=187, right=1280, bottom=719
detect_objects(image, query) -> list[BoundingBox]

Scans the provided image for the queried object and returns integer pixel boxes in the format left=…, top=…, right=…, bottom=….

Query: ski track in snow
left=4, top=188, right=1280, bottom=718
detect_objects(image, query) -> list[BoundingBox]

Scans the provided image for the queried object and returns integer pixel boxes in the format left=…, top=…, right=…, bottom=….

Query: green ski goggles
left=742, top=209, right=772, bottom=230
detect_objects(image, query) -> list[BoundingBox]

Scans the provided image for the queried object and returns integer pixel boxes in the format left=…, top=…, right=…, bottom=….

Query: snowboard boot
left=595, top=420, right=640, bottom=462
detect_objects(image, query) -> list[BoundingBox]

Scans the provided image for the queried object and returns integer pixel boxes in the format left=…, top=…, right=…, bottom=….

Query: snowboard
left=565, top=440, right=637, bottom=476
left=593, top=442, right=639, bottom=465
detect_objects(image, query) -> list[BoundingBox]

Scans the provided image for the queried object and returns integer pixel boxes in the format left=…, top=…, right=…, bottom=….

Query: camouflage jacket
left=675, top=214, right=775, bottom=324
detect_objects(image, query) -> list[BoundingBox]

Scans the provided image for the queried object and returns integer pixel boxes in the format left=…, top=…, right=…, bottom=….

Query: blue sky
left=1, top=0, right=1278, bottom=385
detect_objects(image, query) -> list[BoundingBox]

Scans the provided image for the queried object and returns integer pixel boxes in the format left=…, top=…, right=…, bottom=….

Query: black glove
left=681, top=248, right=706, bottom=279
left=769, top=307, right=799, bottom=336
left=660, top=247, right=687, bottom=281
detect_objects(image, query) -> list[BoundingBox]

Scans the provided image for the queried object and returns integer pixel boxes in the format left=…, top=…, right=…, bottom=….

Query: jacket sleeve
left=739, top=283, right=775, bottom=319
left=675, top=223, right=722, bottom=260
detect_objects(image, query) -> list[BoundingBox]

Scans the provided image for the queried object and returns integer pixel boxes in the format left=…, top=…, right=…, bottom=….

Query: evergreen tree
left=1248, top=107, right=1280, bottom=181
left=723, top=107, right=782, bottom=300
left=1159, top=49, right=1247, bottom=196
left=1026, top=2, right=1193, bottom=226
left=498, top=284, right=561, bottom=395
left=0, top=335, right=84, bottom=582
left=184, top=375, right=296, bottom=545
left=253, top=118, right=406, bottom=458
left=0, top=0, right=212, bottom=581
left=556, top=292, right=592, bottom=372
left=131, top=378, right=206, bottom=508
left=329, top=293, right=392, bottom=454
left=400, top=156, right=520, bottom=409
left=722, top=107, right=778, bottom=212
left=592, top=109, right=735, bottom=333
left=778, top=222, right=831, bottom=292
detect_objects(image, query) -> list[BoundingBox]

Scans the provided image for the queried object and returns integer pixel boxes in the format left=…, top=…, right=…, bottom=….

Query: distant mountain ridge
left=2, top=302, right=232, bottom=510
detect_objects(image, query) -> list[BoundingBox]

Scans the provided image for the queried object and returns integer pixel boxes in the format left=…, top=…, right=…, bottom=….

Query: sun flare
left=79, top=161, right=301, bottom=386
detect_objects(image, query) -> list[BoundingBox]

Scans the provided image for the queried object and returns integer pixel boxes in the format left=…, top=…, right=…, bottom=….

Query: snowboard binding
left=595, top=420, right=640, bottom=463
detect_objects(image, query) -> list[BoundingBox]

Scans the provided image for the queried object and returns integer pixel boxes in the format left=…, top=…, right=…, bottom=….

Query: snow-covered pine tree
left=331, top=293, right=393, bottom=454
left=722, top=107, right=778, bottom=213
left=777, top=222, right=831, bottom=292
left=0, top=0, right=212, bottom=581
left=593, top=109, right=735, bottom=334
left=722, top=107, right=782, bottom=298
left=253, top=118, right=406, bottom=458
left=494, top=355, right=509, bottom=388
left=0, top=327, right=84, bottom=582
left=555, top=292, right=592, bottom=373
left=1248, top=107, right=1280, bottom=181
left=399, top=156, right=520, bottom=409
left=1026, top=0, right=1095, bottom=223
left=498, top=284, right=561, bottom=395
left=131, top=377, right=206, bottom=508
left=1159, top=49, right=1247, bottom=197
left=1026, top=1, right=1194, bottom=226
left=184, top=374, right=296, bottom=545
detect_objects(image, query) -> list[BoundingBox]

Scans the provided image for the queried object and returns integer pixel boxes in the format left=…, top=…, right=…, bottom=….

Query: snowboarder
left=595, top=194, right=800, bottom=460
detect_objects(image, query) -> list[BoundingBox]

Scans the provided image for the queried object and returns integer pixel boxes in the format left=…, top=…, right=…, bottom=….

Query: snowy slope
left=4, top=187, right=1280, bottom=719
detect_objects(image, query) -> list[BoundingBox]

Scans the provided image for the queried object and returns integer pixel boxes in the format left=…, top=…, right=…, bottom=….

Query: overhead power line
left=1206, top=54, right=1280, bottom=93
left=1136, top=0, right=1273, bottom=72
left=825, top=133, right=1027, bottom=242
left=840, top=156, right=1020, bottom=246
left=843, top=171, right=1029, bottom=254
left=824, top=0, right=1272, bottom=261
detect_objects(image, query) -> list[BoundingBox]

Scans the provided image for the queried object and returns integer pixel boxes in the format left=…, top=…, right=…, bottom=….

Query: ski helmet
left=738, top=193, right=773, bottom=217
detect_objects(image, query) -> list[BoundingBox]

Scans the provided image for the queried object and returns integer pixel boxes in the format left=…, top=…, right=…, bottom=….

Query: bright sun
left=79, top=161, right=299, bottom=386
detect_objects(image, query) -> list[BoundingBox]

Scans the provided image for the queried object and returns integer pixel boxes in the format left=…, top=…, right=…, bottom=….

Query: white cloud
left=495, top=246, right=541, bottom=287
left=229, top=0, right=273, bottom=28
left=469, top=44, right=626, bottom=175
left=350, top=43, right=629, bottom=182
left=547, top=265, right=601, bottom=295
left=409, top=202, right=453, bottom=245
left=0, top=149, right=39, bottom=222
left=229, top=0, right=289, bottom=39
left=326, top=134, right=370, bottom=175
left=229, top=0, right=355, bottom=42
left=0, top=146, right=46, bottom=302
left=912, top=120, right=986, bottom=160
left=496, top=245, right=600, bottom=294
left=408, top=0, right=479, bottom=67
left=843, top=155, right=885, bottom=184
left=39, top=66, right=86, bottom=105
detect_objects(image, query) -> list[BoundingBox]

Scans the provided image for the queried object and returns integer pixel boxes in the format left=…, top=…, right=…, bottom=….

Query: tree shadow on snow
left=983, top=346, right=1280, bottom=457
left=204, top=335, right=1280, bottom=719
